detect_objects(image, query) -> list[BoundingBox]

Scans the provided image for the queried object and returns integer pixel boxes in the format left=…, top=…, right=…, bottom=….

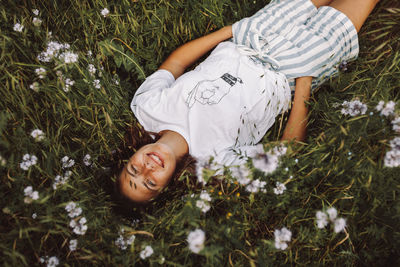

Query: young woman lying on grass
left=117, top=0, right=379, bottom=202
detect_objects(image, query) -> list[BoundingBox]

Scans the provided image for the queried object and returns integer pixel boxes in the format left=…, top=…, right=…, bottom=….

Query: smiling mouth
left=147, top=152, right=164, bottom=168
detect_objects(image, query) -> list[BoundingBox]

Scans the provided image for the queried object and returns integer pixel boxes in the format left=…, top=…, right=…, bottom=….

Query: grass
left=0, top=0, right=399, bottom=266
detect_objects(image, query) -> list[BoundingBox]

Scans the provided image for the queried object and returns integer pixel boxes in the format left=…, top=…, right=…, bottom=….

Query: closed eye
left=143, top=181, right=158, bottom=192
left=147, top=180, right=156, bottom=187
left=125, top=164, right=139, bottom=190
left=126, top=164, right=137, bottom=177
left=130, top=164, right=138, bottom=174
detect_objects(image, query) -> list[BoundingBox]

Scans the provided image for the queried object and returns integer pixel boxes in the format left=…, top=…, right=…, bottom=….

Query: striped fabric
left=232, top=0, right=359, bottom=91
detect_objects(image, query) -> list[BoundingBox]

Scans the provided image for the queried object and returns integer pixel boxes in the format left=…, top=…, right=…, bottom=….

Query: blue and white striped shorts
left=232, top=0, right=359, bottom=90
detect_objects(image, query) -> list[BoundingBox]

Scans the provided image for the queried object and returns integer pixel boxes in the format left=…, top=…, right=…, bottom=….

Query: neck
left=157, top=130, right=189, bottom=159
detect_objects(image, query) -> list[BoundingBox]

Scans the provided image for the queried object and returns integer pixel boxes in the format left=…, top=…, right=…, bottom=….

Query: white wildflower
left=83, top=154, right=92, bottom=166
left=61, top=156, right=75, bottom=169
left=375, top=100, right=384, bottom=111
left=273, top=182, right=286, bottom=195
left=252, top=152, right=279, bottom=174
left=114, top=229, right=136, bottom=250
left=40, top=256, right=59, bottom=267
left=24, top=186, right=39, bottom=203
left=93, top=79, right=101, bottom=89
left=32, top=9, right=39, bottom=16
left=245, top=179, right=266, bottom=193
left=140, top=245, right=154, bottom=259
left=315, top=211, right=328, bottom=229
left=20, top=154, right=38, bottom=170
left=20, top=161, right=30, bottom=171
left=69, top=239, right=78, bottom=251
left=30, top=129, right=45, bottom=142
left=47, top=256, right=59, bottom=267
left=199, top=190, right=212, bottom=202
left=272, top=144, right=287, bottom=157
left=37, top=41, right=63, bottom=62
left=35, top=67, right=46, bottom=79
left=115, top=235, right=127, bottom=250
left=131, top=218, right=140, bottom=226
left=88, top=64, right=96, bottom=76
left=32, top=17, right=42, bottom=27
left=326, top=207, right=337, bottom=222
left=79, top=217, right=87, bottom=225
left=274, top=238, right=288, bottom=250
left=195, top=166, right=205, bottom=184
left=333, top=218, right=347, bottom=233
left=65, top=201, right=76, bottom=212
left=244, top=143, right=265, bottom=157
left=391, top=117, right=400, bottom=133
left=69, top=220, right=76, bottom=228
left=101, top=8, right=110, bottom=17
left=127, top=235, right=135, bottom=245
left=52, top=170, right=72, bottom=190
left=32, top=213, right=37, bottom=219
left=381, top=101, right=396, bottom=117
left=59, top=51, right=78, bottom=64
left=230, top=165, right=251, bottom=185
left=69, top=217, right=88, bottom=235
left=24, top=185, right=33, bottom=196
left=13, top=23, right=24, bottom=32
left=0, top=155, right=7, bottom=166
left=278, top=227, right=292, bottom=242
left=31, top=191, right=39, bottom=200
left=65, top=202, right=82, bottom=218
left=384, top=149, right=400, bottom=168
left=113, top=74, right=120, bottom=85
left=316, top=208, right=347, bottom=233
left=389, top=137, right=400, bottom=151
left=196, top=200, right=210, bottom=213
left=341, top=100, right=367, bottom=117
left=187, top=229, right=205, bottom=254
left=274, top=227, right=292, bottom=250
left=63, top=78, right=75, bottom=92
left=195, top=156, right=215, bottom=185
left=30, top=82, right=39, bottom=92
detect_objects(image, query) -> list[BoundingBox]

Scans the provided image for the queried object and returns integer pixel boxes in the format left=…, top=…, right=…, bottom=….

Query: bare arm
left=159, top=26, right=233, bottom=79
left=281, top=76, right=313, bottom=142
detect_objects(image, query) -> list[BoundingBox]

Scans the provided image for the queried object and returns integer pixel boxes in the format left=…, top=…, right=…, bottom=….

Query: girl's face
left=119, top=143, right=177, bottom=202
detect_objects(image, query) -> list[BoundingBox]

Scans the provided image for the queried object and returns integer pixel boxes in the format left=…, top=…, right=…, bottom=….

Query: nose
left=143, top=158, right=156, bottom=173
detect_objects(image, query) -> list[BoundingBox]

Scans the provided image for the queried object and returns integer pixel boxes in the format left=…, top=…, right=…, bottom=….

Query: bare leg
left=329, top=0, right=380, bottom=32
left=311, top=0, right=333, bottom=9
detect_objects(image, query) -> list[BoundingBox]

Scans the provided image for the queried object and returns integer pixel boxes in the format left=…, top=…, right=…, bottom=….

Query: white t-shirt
left=131, top=41, right=291, bottom=166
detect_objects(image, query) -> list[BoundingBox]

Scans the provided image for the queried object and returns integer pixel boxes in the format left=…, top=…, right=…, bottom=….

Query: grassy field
left=1, top=0, right=399, bottom=266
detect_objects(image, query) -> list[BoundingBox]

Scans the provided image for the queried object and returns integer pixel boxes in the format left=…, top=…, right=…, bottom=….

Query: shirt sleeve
left=130, top=69, right=175, bottom=110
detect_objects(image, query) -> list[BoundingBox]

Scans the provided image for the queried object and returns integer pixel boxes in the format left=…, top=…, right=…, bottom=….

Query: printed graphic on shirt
left=186, top=73, right=243, bottom=108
